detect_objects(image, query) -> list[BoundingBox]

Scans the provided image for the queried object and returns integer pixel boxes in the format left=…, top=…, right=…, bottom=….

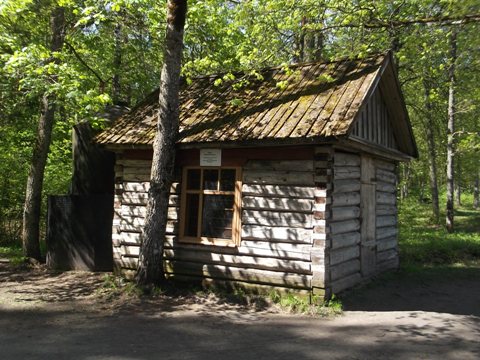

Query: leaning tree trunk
left=423, top=79, right=440, bottom=223
left=136, top=0, right=187, bottom=286
left=446, top=29, right=457, bottom=233
left=22, top=7, right=65, bottom=259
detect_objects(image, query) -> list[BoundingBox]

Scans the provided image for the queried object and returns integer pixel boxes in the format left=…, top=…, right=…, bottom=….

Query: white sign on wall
left=200, top=149, right=222, bottom=166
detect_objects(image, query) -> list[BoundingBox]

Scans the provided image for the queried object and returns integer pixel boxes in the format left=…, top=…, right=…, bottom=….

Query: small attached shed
left=96, top=51, right=417, bottom=298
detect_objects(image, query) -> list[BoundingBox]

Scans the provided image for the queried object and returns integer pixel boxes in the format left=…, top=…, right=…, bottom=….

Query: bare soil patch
left=1, top=261, right=480, bottom=360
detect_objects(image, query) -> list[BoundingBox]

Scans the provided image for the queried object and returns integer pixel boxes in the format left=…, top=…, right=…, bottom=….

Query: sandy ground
left=1, top=261, right=479, bottom=360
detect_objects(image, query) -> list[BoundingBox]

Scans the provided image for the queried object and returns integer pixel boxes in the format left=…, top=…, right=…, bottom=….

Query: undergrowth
left=269, top=292, right=343, bottom=316
left=398, top=195, right=480, bottom=268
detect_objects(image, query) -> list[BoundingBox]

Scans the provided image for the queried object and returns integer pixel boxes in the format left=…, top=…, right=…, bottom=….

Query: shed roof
left=96, top=52, right=417, bottom=158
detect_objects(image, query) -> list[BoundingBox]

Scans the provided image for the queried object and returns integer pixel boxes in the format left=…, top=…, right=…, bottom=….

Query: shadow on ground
left=342, top=266, right=480, bottom=316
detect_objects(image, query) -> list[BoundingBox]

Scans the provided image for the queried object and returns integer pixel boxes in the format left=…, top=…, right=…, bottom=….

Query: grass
left=0, top=243, right=26, bottom=265
left=398, top=195, right=480, bottom=268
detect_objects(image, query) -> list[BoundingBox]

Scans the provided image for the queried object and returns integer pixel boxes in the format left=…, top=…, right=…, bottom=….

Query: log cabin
left=95, top=51, right=418, bottom=298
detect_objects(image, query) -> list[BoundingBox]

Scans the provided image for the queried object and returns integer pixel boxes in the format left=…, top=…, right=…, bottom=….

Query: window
left=180, top=167, right=242, bottom=246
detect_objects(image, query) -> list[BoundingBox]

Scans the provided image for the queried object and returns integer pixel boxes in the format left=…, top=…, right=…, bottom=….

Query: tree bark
left=455, top=158, right=461, bottom=206
left=474, top=171, right=480, bottom=210
left=112, top=21, right=122, bottom=105
left=400, top=163, right=410, bottom=200
left=423, top=79, right=440, bottom=223
left=136, top=0, right=187, bottom=286
left=22, top=7, right=65, bottom=259
left=446, top=29, right=457, bottom=233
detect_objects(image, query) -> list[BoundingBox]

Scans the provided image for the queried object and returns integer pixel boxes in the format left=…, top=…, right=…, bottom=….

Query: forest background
left=0, top=0, right=479, bottom=254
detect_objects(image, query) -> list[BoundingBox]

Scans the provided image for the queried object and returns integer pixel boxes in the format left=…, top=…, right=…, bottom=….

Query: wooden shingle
left=95, top=52, right=416, bottom=158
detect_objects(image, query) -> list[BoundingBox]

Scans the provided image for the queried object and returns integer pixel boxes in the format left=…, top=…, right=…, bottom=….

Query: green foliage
left=269, top=291, right=343, bottom=316
left=399, top=196, right=480, bottom=267
left=0, top=244, right=26, bottom=265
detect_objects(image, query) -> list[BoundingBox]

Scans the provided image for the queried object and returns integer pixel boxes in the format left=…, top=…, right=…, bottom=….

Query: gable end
left=350, top=87, right=398, bottom=150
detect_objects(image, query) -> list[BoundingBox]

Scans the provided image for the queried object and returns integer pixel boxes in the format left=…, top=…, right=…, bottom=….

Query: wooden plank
left=331, top=206, right=360, bottom=221
left=331, top=231, right=361, bottom=249
left=376, top=236, right=397, bottom=252
left=376, top=226, right=397, bottom=240
left=376, top=204, right=397, bottom=216
left=117, top=256, right=138, bottom=270
left=122, top=193, right=179, bottom=206
left=241, top=184, right=315, bottom=198
left=375, top=159, right=396, bottom=172
left=377, top=249, right=397, bottom=263
left=164, top=240, right=311, bottom=261
left=121, top=181, right=180, bottom=194
left=123, top=167, right=151, bottom=176
left=330, top=245, right=360, bottom=265
left=123, top=173, right=150, bottom=182
left=334, top=152, right=361, bottom=166
left=164, top=261, right=312, bottom=289
left=112, top=232, right=141, bottom=245
left=243, top=169, right=314, bottom=186
left=241, top=225, right=312, bottom=243
left=360, top=155, right=376, bottom=277
left=333, top=166, right=361, bottom=180
left=376, top=191, right=396, bottom=205
left=242, top=210, right=312, bottom=228
left=121, top=205, right=178, bottom=220
left=376, top=181, right=396, bottom=193
left=121, top=245, right=140, bottom=256
left=331, top=272, right=362, bottom=294
left=119, top=220, right=178, bottom=234
left=244, top=160, right=314, bottom=172
left=330, top=259, right=361, bottom=281
left=376, top=169, right=396, bottom=184
left=376, top=215, right=397, bottom=228
left=331, top=192, right=361, bottom=207
left=163, top=248, right=311, bottom=274
left=329, top=219, right=360, bottom=235
left=333, top=179, right=361, bottom=194
left=116, top=159, right=152, bottom=168
left=242, top=196, right=312, bottom=212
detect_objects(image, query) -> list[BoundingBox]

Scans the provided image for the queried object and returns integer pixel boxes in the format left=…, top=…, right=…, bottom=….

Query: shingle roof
left=96, top=53, right=388, bottom=146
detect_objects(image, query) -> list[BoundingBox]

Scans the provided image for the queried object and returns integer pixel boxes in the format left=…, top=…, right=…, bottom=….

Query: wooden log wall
left=112, top=157, right=316, bottom=292
left=112, top=158, right=180, bottom=278
left=374, top=159, right=399, bottom=271
left=328, top=151, right=362, bottom=294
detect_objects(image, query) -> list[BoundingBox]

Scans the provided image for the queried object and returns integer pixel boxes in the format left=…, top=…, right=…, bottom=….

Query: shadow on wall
left=46, top=194, right=114, bottom=271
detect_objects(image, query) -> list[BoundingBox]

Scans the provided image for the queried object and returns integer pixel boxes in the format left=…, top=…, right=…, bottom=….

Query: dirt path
left=1, top=262, right=479, bottom=360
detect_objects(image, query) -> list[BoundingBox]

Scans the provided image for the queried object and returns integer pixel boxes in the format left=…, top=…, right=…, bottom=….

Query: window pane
left=201, top=195, right=234, bottom=239
left=184, top=194, right=199, bottom=236
left=186, top=169, right=201, bottom=190
left=203, top=169, right=219, bottom=190
left=220, top=169, right=236, bottom=191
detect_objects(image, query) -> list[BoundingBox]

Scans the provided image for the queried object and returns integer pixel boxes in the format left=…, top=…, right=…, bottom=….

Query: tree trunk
left=400, top=163, right=410, bottom=200
left=446, top=29, right=457, bottom=233
left=474, top=171, right=480, bottom=210
left=423, top=79, right=440, bottom=223
left=112, top=21, right=122, bottom=105
left=22, top=7, right=65, bottom=259
left=455, top=158, right=461, bottom=206
left=136, top=0, right=187, bottom=286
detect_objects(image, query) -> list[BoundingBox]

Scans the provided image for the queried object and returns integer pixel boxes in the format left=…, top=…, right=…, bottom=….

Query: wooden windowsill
left=179, top=236, right=239, bottom=248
